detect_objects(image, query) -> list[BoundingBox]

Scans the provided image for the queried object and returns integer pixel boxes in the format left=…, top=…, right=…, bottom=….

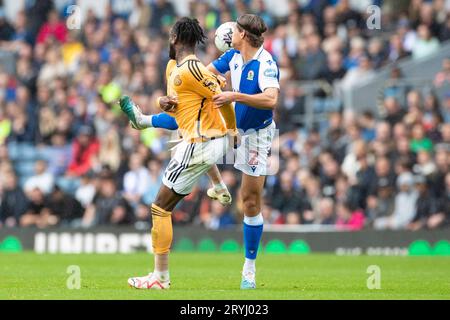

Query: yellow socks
left=151, top=204, right=173, bottom=255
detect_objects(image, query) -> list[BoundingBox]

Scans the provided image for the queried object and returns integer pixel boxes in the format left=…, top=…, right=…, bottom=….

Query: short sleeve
left=212, top=49, right=236, bottom=74
left=258, top=59, right=280, bottom=92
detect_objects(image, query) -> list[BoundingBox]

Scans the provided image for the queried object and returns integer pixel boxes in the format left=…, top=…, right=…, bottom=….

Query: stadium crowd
left=0, top=0, right=449, bottom=231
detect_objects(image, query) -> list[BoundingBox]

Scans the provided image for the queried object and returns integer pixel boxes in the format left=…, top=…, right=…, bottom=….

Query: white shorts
left=234, top=121, right=276, bottom=177
left=162, top=136, right=229, bottom=195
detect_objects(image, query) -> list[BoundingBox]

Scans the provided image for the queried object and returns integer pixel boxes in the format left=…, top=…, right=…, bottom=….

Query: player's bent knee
left=241, top=191, right=261, bottom=215
left=151, top=203, right=173, bottom=255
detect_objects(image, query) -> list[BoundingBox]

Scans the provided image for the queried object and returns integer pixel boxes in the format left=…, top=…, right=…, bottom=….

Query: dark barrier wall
left=0, top=227, right=449, bottom=256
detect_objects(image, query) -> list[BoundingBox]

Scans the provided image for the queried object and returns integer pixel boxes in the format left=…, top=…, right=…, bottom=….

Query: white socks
left=154, top=270, right=169, bottom=282
left=243, top=213, right=264, bottom=226
left=137, top=114, right=153, bottom=128
left=214, top=181, right=227, bottom=191
left=243, top=258, right=256, bottom=274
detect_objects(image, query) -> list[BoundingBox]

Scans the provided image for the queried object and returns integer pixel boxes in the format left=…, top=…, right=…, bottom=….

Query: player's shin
left=150, top=113, right=179, bottom=130
left=151, top=203, right=173, bottom=281
left=243, top=213, right=264, bottom=274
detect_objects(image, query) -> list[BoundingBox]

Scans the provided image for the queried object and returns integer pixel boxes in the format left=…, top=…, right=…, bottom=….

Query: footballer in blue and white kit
left=209, top=14, right=280, bottom=290
left=210, top=39, right=279, bottom=176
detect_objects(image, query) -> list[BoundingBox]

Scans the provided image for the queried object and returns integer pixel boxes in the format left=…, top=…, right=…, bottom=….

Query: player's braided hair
left=171, top=17, right=207, bottom=47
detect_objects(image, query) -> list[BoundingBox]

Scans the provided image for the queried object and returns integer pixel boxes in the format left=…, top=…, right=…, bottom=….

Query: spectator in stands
left=271, top=170, right=311, bottom=219
left=297, top=32, right=327, bottom=80
left=410, top=123, right=433, bottom=153
left=128, top=0, right=151, bottom=29
left=141, top=158, right=163, bottom=206
left=407, top=175, right=438, bottom=231
left=205, top=201, right=236, bottom=230
left=0, top=108, right=11, bottom=145
left=45, top=186, right=84, bottom=226
left=374, top=172, right=419, bottom=230
left=433, top=57, right=450, bottom=87
left=81, top=175, right=133, bottom=227
left=45, top=131, right=72, bottom=176
left=36, top=10, right=67, bottom=44
left=24, top=159, right=54, bottom=195
left=388, top=33, right=410, bottom=63
left=0, top=9, right=14, bottom=41
left=149, top=0, right=176, bottom=33
left=319, top=50, right=346, bottom=85
left=335, top=201, right=365, bottom=231
left=317, top=197, right=336, bottom=225
left=368, top=37, right=387, bottom=69
left=429, top=146, right=449, bottom=199
left=426, top=172, right=450, bottom=229
left=412, top=24, right=440, bottom=60
left=8, top=109, right=35, bottom=143
left=20, top=187, right=58, bottom=228
left=366, top=178, right=395, bottom=227
left=75, top=173, right=97, bottom=209
left=359, top=111, right=377, bottom=142
left=66, top=125, right=99, bottom=177
left=382, top=97, right=405, bottom=126
left=0, top=171, right=28, bottom=228
left=340, top=55, right=376, bottom=90
left=123, top=152, right=150, bottom=209
left=414, top=150, right=436, bottom=177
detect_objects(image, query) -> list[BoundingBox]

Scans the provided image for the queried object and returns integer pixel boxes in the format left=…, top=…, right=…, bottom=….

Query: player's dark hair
left=171, top=17, right=207, bottom=47
left=236, top=14, right=267, bottom=48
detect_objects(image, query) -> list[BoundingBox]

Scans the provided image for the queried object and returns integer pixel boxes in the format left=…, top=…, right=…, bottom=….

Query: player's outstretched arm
left=213, top=87, right=279, bottom=110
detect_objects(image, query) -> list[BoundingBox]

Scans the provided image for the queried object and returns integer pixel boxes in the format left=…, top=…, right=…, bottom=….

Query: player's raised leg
left=119, top=95, right=232, bottom=205
left=207, top=165, right=232, bottom=205
left=119, top=95, right=178, bottom=130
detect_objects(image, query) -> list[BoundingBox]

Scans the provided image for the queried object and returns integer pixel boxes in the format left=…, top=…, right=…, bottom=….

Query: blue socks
left=151, top=113, right=178, bottom=130
left=243, top=213, right=264, bottom=260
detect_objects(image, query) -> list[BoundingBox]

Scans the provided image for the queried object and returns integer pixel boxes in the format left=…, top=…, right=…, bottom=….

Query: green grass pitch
left=0, top=252, right=449, bottom=300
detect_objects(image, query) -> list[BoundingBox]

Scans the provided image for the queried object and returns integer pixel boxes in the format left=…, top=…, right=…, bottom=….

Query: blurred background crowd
left=0, top=0, right=448, bottom=231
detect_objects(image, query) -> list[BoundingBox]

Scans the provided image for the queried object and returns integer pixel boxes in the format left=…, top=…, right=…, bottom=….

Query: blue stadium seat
left=14, top=160, right=36, bottom=177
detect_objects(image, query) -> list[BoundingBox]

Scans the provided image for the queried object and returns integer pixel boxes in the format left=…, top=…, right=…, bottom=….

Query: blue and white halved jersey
left=212, top=46, right=280, bottom=132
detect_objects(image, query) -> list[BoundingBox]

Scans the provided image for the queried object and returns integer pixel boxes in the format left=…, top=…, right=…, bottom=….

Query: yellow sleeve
left=182, top=61, right=237, bottom=132
left=219, top=102, right=238, bottom=134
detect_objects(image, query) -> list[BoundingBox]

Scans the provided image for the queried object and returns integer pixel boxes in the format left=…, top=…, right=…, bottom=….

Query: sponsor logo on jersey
left=264, top=68, right=277, bottom=78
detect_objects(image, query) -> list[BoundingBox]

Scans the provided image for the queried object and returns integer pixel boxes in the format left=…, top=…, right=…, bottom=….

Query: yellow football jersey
left=163, top=55, right=236, bottom=142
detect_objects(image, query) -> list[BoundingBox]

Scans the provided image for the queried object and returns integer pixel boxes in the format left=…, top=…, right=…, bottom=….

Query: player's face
left=169, top=33, right=177, bottom=59
left=232, top=24, right=244, bottom=49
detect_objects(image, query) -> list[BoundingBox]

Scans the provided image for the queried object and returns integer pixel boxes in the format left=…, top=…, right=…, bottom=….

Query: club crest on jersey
left=248, top=150, right=259, bottom=172
left=174, top=75, right=182, bottom=86
left=247, top=70, right=254, bottom=81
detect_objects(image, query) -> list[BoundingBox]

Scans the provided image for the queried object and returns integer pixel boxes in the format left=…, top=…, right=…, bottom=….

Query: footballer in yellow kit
left=122, top=17, right=237, bottom=289
left=161, top=54, right=237, bottom=195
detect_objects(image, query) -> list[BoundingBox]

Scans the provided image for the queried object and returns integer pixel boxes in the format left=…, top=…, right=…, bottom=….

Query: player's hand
left=213, top=92, right=235, bottom=107
left=159, top=95, right=178, bottom=112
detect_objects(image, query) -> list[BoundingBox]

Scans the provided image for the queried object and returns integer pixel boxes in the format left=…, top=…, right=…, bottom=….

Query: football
left=214, top=21, right=235, bottom=52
